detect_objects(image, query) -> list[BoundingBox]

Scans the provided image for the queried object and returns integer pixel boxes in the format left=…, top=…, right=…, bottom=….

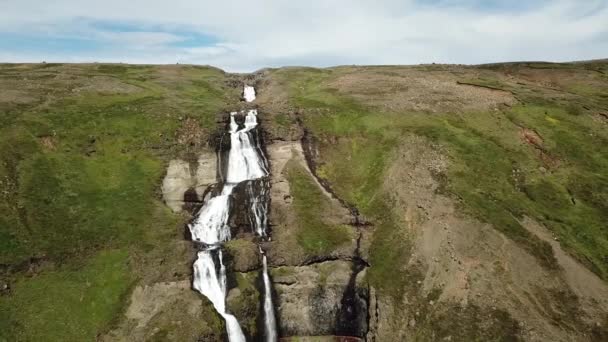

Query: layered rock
left=161, top=152, right=217, bottom=213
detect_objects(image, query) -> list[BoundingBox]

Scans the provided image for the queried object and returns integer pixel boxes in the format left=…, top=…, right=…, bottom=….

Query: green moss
left=229, top=272, right=259, bottom=338
left=285, top=160, right=351, bottom=254
left=367, top=210, right=413, bottom=297
left=417, top=304, right=522, bottom=341
left=0, top=250, right=132, bottom=342
left=273, top=113, right=291, bottom=127
left=270, top=266, right=296, bottom=278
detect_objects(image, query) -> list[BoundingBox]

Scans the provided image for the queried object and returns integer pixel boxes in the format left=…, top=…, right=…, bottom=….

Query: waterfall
left=189, top=86, right=277, bottom=341
left=226, top=110, right=268, bottom=183
left=193, top=250, right=245, bottom=342
left=261, top=251, right=278, bottom=342
left=188, top=184, right=235, bottom=245
left=243, top=85, right=256, bottom=102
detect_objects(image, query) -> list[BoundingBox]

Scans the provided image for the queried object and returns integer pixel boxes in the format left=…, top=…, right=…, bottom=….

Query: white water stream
left=261, top=251, right=278, bottom=342
left=243, top=85, right=256, bottom=102
left=193, top=249, right=245, bottom=341
left=189, top=86, right=277, bottom=341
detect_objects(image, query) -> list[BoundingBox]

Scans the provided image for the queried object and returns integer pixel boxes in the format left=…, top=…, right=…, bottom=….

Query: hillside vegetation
left=0, top=63, right=237, bottom=341
left=266, top=62, right=608, bottom=288
left=1, top=61, right=607, bottom=341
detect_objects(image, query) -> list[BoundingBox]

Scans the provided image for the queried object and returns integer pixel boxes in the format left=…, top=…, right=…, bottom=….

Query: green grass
left=285, top=159, right=352, bottom=254
left=418, top=304, right=522, bottom=341
left=0, top=63, right=237, bottom=339
left=0, top=64, right=234, bottom=264
left=229, top=272, right=260, bottom=338
left=0, top=249, right=132, bottom=342
left=273, top=113, right=291, bottom=127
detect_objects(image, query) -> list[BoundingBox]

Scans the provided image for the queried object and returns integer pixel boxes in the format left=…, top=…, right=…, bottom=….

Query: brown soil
left=72, top=75, right=142, bottom=94
left=329, top=67, right=517, bottom=113
left=39, top=136, right=57, bottom=151
left=176, top=117, right=206, bottom=148
left=255, top=72, right=302, bottom=142
left=0, top=89, right=38, bottom=105
left=368, top=135, right=605, bottom=341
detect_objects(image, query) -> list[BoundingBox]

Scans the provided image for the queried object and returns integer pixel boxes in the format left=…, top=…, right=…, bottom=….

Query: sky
left=1, top=0, right=607, bottom=72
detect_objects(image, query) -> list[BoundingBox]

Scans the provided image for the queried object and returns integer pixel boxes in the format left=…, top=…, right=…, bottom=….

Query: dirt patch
left=0, top=89, right=38, bottom=104
left=39, top=136, right=57, bottom=151
left=176, top=118, right=206, bottom=148
left=368, top=134, right=604, bottom=341
left=72, top=75, right=141, bottom=94
left=329, top=67, right=516, bottom=113
left=256, top=73, right=303, bottom=142
left=521, top=128, right=544, bottom=147
left=521, top=217, right=608, bottom=314
left=513, top=67, right=607, bottom=95
left=519, top=127, right=561, bottom=169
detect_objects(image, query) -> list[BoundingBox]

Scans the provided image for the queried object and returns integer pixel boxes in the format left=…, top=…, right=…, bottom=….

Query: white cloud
left=0, top=0, right=607, bottom=71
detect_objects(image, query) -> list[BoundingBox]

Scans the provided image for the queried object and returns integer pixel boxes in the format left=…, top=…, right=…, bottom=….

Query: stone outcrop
left=271, top=260, right=368, bottom=338
left=264, top=140, right=370, bottom=339
left=161, top=152, right=217, bottom=213
left=103, top=280, right=225, bottom=341
left=265, top=141, right=363, bottom=266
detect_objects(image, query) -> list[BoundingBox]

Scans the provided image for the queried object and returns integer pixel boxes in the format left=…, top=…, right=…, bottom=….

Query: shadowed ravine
left=188, top=86, right=277, bottom=342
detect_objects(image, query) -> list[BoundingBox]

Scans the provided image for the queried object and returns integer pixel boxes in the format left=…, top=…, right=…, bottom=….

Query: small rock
left=539, top=167, right=547, bottom=173
left=226, top=288, right=242, bottom=302
left=429, top=300, right=434, bottom=306
left=409, top=318, right=416, bottom=328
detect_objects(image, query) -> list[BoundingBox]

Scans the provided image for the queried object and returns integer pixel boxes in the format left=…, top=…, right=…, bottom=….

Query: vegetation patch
left=285, top=160, right=351, bottom=255
left=229, top=272, right=260, bottom=338
left=0, top=63, right=238, bottom=339
left=0, top=250, right=132, bottom=342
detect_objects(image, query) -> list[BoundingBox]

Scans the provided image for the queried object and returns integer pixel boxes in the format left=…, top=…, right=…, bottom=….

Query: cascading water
left=189, top=85, right=277, bottom=341
left=261, top=250, right=278, bottom=342
left=193, top=249, right=245, bottom=342
left=243, top=85, right=256, bottom=102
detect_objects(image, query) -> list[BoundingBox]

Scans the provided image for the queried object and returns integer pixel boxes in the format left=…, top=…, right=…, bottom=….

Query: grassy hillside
left=266, top=61, right=608, bottom=296
left=1, top=61, right=607, bottom=340
left=0, top=63, right=238, bottom=341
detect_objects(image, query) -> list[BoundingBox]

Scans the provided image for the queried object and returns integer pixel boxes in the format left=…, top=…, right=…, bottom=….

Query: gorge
left=189, top=88, right=277, bottom=341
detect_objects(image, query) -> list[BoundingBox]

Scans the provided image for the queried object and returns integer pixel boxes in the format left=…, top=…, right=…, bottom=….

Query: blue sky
left=1, top=0, right=607, bottom=71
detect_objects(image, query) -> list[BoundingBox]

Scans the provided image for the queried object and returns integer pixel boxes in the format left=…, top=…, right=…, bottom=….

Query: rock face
left=265, top=141, right=361, bottom=266
left=271, top=260, right=368, bottom=338
left=161, top=152, right=217, bottom=213
left=225, top=239, right=262, bottom=272
left=161, top=160, right=192, bottom=212
left=103, top=281, right=225, bottom=342
left=263, top=140, right=371, bottom=338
